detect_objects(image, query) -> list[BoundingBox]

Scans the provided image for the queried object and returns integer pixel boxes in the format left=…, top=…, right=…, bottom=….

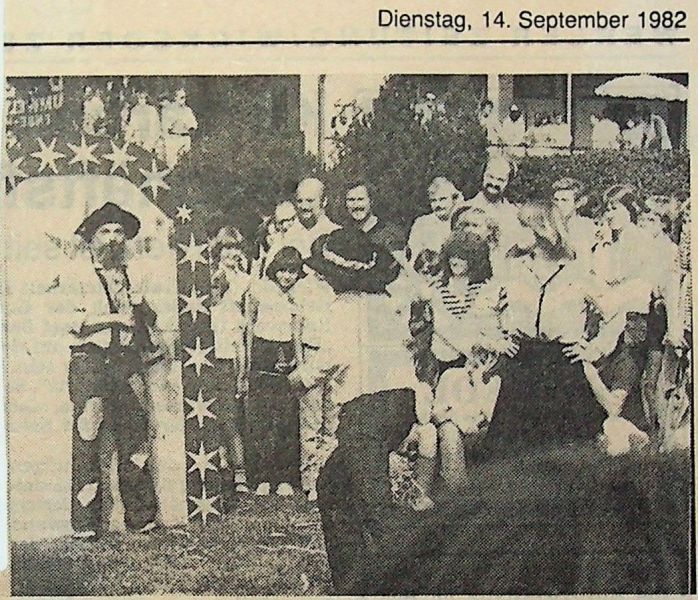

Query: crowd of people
left=81, top=79, right=198, bottom=167
left=479, top=102, right=571, bottom=152
left=479, top=100, right=674, bottom=153
left=207, top=156, right=691, bottom=537
left=61, top=143, right=691, bottom=590
left=590, top=105, right=673, bottom=150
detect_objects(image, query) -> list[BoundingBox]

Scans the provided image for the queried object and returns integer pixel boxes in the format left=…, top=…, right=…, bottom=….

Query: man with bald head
left=282, top=177, right=340, bottom=258
left=407, top=177, right=464, bottom=262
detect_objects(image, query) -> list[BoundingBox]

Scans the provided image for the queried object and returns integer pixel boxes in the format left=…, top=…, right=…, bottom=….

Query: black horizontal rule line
left=3, top=37, right=692, bottom=47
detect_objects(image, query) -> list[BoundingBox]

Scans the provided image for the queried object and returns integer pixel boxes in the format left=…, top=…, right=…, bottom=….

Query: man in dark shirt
left=344, top=181, right=406, bottom=256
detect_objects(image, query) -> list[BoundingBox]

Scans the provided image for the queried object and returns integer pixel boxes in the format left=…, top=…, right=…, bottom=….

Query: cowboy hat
left=75, top=202, right=141, bottom=241
left=305, top=228, right=400, bottom=294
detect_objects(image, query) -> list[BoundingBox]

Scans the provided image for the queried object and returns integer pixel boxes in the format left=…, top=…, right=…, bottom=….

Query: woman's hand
left=562, top=340, right=600, bottom=364
left=487, top=335, right=519, bottom=358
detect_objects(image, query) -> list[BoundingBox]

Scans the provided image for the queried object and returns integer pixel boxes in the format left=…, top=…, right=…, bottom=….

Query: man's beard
left=94, top=241, right=126, bottom=267
left=299, top=211, right=319, bottom=227
left=484, top=186, right=502, bottom=200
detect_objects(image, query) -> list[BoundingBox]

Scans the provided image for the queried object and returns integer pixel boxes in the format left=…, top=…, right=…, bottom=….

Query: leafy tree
left=326, top=75, right=488, bottom=228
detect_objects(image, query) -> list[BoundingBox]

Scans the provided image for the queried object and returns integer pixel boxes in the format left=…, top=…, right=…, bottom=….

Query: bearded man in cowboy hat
left=64, top=202, right=159, bottom=540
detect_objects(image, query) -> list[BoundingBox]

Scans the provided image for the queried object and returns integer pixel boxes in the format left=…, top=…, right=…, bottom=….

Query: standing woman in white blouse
left=483, top=199, right=609, bottom=455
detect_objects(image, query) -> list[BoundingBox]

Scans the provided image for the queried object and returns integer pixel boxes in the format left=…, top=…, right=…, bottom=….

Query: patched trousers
left=69, top=345, right=157, bottom=534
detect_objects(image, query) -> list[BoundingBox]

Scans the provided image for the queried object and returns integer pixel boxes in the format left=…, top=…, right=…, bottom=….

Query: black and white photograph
left=3, top=71, right=692, bottom=595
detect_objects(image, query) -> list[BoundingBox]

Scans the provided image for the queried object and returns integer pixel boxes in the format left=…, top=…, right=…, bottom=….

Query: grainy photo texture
left=3, top=73, right=692, bottom=595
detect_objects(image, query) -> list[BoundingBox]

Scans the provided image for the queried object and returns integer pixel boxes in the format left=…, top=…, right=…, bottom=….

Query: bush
left=326, top=76, right=689, bottom=228
left=508, top=149, right=690, bottom=213
left=167, top=125, right=318, bottom=241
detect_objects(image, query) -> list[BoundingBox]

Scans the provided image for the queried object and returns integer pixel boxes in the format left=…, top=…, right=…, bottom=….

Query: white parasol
left=595, top=74, right=688, bottom=102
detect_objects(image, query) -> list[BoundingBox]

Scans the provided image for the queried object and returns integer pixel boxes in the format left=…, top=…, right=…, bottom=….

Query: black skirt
left=482, top=338, right=606, bottom=457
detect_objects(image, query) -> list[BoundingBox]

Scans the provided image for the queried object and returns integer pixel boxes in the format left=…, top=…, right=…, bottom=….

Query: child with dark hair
left=245, top=246, right=304, bottom=497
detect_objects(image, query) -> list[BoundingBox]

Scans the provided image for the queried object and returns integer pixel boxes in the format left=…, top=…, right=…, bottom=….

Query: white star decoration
left=31, top=137, right=65, bottom=174
left=139, top=159, right=170, bottom=200
left=177, top=233, right=208, bottom=272
left=187, top=442, right=219, bottom=481
left=176, top=203, right=193, bottom=223
left=2, top=154, right=28, bottom=188
left=67, top=135, right=100, bottom=174
left=185, top=389, right=217, bottom=428
left=189, top=486, right=220, bottom=525
left=183, top=337, right=213, bottom=376
left=179, top=285, right=209, bottom=322
left=103, top=140, right=137, bottom=176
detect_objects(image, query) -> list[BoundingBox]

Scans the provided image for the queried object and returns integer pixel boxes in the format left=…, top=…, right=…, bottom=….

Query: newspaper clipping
left=1, top=0, right=695, bottom=595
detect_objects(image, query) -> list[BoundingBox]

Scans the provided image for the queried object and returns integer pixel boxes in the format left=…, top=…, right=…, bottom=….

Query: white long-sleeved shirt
left=407, top=212, right=452, bottom=262
left=267, top=214, right=339, bottom=261
left=63, top=256, right=151, bottom=349
left=296, top=293, right=419, bottom=406
left=501, top=253, right=602, bottom=342
left=591, top=225, right=681, bottom=341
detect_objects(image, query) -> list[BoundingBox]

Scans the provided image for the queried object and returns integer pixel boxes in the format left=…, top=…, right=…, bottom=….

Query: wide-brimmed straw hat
left=305, top=228, right=400, bottom=293
left=75, top=202, right=141, bottom=241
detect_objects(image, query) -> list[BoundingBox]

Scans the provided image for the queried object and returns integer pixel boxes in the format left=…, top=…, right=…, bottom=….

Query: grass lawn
left=11, top=494, right=333, bottom=596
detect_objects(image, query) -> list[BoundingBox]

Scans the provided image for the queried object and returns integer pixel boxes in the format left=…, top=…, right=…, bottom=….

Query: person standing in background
left=466, top=157, right=534, bottom=265
left=549, top=177, right=598, bottom=262
left=161, top=87, right=198, bottom=168
left=591, top=108, right=621, bottom=150
left=407, top=177, right=464, bottom=262
left=251, top=200, right=299, bottom=279
left=126, top=90, right=161, bottom=153
left=270, top=178, right=340, bottom=260
left=209, top=227, right=252, bottom=502
left=478, top=99, right=501, bottom=146
left=499, top=104, right=527, bottom=153
left=344, top=181, right=407, bottom=256
left=245, top=246, right=304, bottom=497
left=82, top=86, right=106, bottom=136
